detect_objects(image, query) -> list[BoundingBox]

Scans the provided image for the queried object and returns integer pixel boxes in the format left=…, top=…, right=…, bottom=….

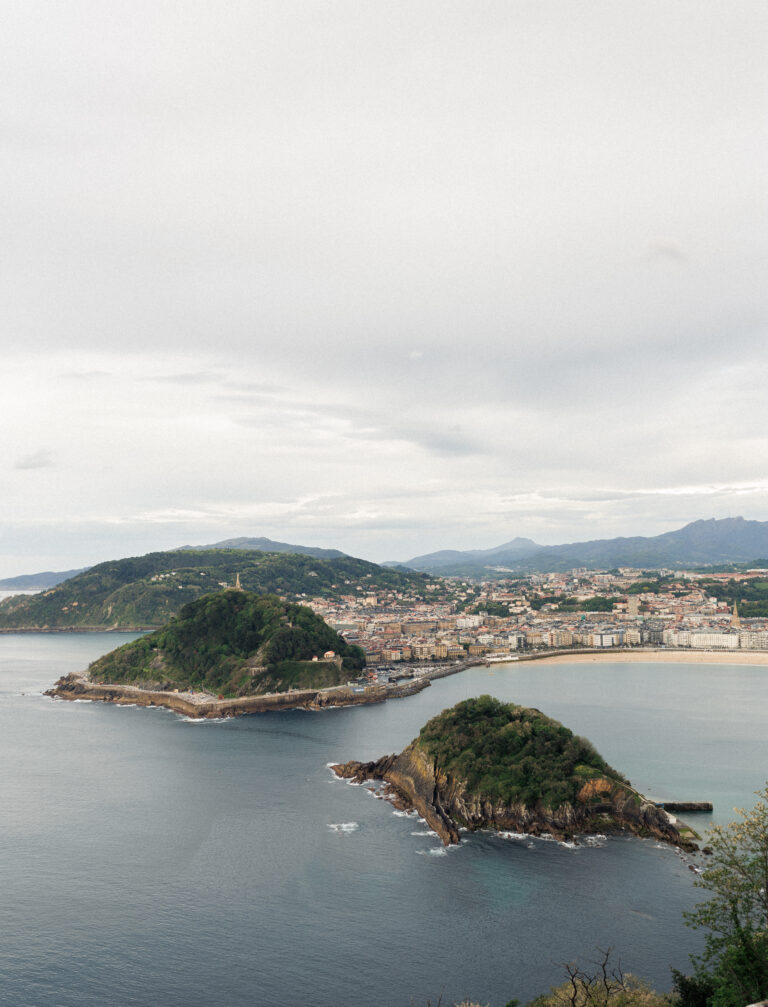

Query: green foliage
left=416, top=696, right=627, bottom=810
left=88, top=591, right=365, bottom=696
left=682, top=783, right=768, bottom=1006
left=698, top=577, right=768, bottom=617
left=627, top=579, right=671, bottom=595
left=469, top=601, right=511, bottom=617
left=557, top=596, right=618, bottom=612
left=669, top=970, right=714, bottom=1007
left=529, top=595, right=560, bottom=611
left=0, top=548, right=444, bottom=629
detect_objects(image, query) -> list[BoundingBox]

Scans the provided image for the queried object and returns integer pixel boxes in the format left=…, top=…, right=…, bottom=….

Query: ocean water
left=1, top=635, right=766, bottom=1007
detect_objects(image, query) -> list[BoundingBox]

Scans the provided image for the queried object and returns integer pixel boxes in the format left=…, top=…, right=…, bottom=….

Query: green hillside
left=88, top=590, right=365, bottom=696
left=0, top=548, right=441, bottom=629
left=416, top=695, right=629, bottom=810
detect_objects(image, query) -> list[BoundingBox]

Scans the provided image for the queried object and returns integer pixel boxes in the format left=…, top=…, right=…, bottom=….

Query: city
left=305, top=566, right=768, bottom=674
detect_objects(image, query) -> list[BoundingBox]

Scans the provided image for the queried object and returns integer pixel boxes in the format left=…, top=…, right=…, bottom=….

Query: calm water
left=1, top=636, right=766, bottom=1006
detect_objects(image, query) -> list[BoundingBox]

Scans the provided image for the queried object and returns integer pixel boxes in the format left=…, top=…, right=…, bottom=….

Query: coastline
left=44, top=648, right=768, bottom=718
left=45, top=670, right=431, bottom=718
left=518, top=648, right=768, bottom=667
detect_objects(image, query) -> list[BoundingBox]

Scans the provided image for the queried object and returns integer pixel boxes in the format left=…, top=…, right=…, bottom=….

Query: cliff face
left=333, top=741, right=694, bottom=849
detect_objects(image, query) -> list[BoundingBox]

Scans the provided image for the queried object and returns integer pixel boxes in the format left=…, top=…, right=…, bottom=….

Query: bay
left=1, top=634, right=766, bottom=1006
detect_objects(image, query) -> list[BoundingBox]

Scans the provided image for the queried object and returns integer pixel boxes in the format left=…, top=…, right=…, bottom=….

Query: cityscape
left=309, top=566, right=768, bottom=673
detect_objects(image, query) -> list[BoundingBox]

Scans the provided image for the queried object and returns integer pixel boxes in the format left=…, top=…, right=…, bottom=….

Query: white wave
left=415, top=847, right=447, bottom=856
left=180, top=715, right=228, bottom=724
left=392, top=809, right=418, bottom=818
left=497, top=831, right=529, bottom=841
left=559, top=840, right=578, bottom=850
left=410, top=829, right=438, bottom=837
left=327, top=822, right=359, bottom=833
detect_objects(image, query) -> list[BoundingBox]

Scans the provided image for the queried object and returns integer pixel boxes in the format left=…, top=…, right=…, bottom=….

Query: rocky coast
left=333, top=697, right=701, bottom=850
left=46, top=669, right=429, bottom=718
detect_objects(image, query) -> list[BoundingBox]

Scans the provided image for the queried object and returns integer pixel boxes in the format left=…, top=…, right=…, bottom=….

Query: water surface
left=1, top=636, right=765, bottom=1006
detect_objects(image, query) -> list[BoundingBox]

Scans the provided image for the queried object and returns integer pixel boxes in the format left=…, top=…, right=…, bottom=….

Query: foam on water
left=327, top=822, right=359, bottom=834
left=179, top=716, right=229, bottom=724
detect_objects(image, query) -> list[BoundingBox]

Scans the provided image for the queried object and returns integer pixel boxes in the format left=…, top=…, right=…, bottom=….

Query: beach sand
left=530, top=648, right=768, bottom=666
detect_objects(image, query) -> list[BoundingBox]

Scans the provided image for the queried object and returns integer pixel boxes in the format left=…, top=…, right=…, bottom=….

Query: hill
left=178, top=536, right=346, bottom=559
left=0, top=568, right=87, bottom=590
left=333, top=695, right=696, bottom=848
left=0, top=549, right=439, bottom=630
left=84, top=591, right=365, bottom=697
left=400, top=517, right=768, bottom=577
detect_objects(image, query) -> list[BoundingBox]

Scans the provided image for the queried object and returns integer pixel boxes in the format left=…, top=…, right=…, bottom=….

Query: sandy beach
left=529, top=648, right=768, bottom=667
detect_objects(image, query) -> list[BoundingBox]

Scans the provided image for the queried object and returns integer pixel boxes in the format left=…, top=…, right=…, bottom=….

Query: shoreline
left=43, top=647, right=768, bottom=719
left=515, top=647, right=768, bottom=666
left=45, top=670, right=431, bottom=718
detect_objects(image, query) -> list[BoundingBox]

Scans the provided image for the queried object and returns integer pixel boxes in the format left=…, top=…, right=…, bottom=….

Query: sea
left=1, top=632, right=766, bottom=1007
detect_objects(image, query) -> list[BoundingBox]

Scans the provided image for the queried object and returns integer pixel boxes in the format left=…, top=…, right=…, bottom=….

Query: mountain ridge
left=397, top=517, right=768, bottom=576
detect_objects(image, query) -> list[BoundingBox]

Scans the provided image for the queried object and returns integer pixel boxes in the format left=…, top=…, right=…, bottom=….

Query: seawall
left=45, top=671, right=429, bottom=718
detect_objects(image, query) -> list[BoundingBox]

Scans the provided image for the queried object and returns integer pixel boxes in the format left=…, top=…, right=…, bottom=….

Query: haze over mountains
left=177, top=536, right=346, bottom=560
left=395, top=517, right=768, bottom=577
left=0, top=537, right=345, bottom=591
left=4, top=518, right=768, bottom=592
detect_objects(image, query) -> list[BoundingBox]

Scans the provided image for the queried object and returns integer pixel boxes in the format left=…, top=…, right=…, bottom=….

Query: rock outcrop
left=333, top=698, right=698, bottom=850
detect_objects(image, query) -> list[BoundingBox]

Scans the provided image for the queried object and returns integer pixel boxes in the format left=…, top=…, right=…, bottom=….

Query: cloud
left=1, top=4, right=768, bottom=572
left=146, top=372, right=221, bottom=386
left=15, top=449, right=54, bottom=470
left=646, top=238, right=689, bottom=264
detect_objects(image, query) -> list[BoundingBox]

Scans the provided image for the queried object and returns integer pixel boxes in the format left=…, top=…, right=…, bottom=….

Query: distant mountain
left=178, top=536, right=346, bottom=559
left=399, top=518, right=768, bottom=577
left=387, top=537, right=538, bottom=576
left=0, top=568, right=87, bottom=591
left=0, top=549, right=438, bottom=630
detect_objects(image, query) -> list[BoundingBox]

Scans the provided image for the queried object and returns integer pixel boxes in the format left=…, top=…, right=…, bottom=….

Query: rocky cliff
left=332, top=697, right=697, bottom=849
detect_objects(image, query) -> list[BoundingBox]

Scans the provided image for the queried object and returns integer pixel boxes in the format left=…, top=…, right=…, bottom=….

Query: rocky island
left=333, top=695, right=699, bottom=849
left=47, top=590, right=429, bottom=717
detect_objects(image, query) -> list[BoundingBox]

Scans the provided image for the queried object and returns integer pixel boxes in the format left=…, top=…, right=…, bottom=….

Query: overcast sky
left=3, top=1, right=768, bottom=576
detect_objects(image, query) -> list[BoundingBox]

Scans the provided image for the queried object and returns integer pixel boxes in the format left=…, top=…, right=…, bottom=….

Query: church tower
left=731, top=602, right=741, bottom=629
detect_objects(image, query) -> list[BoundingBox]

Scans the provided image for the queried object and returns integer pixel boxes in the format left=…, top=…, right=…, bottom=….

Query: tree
left=683, top=783, right=768, bottom=1006
left=525, top=948, right=670, bottom=1007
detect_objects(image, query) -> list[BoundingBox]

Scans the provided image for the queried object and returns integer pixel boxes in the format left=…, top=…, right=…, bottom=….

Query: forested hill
left=88, top=591, right=365, bottom=696
left=0, top=549, right=438, bottom=630
left=416, top=696, right=628, bottom=810
left=333, top=696, right=693, bottom=849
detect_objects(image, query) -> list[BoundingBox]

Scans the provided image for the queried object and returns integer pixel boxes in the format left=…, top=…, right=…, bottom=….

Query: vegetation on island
left=88, top=590, right=365, bottom=696
left=0, top=548, right=445, bottom=630
left=415, top=696, right=629, bottom=811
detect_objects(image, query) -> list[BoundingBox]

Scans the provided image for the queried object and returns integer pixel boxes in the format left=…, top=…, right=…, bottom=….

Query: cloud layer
left=2, top=3, right=768, bottom=573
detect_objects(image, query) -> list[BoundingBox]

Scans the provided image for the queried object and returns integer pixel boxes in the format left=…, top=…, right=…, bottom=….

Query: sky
left=3, top=1, right=768, bottom=576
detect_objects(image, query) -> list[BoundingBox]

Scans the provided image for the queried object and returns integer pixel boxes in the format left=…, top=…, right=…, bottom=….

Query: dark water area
left=1, top=635, right=766, bottom=1006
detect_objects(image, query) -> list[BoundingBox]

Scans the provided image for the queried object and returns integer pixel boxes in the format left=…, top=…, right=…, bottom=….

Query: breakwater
left=46, top=670, right=429, bottom=718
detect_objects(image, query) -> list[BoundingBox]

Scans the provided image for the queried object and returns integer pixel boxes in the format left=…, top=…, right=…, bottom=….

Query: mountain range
left=3, top=519, right=768, bottom=596
left=0, top=537, right=345, bottom=591
left=394, top=517, right=768, bottom=577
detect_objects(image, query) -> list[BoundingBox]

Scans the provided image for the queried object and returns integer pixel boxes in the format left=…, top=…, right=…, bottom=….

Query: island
left=46, top=590, right=428, bottom=717
left=332, top=695, right=700, bottom=849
